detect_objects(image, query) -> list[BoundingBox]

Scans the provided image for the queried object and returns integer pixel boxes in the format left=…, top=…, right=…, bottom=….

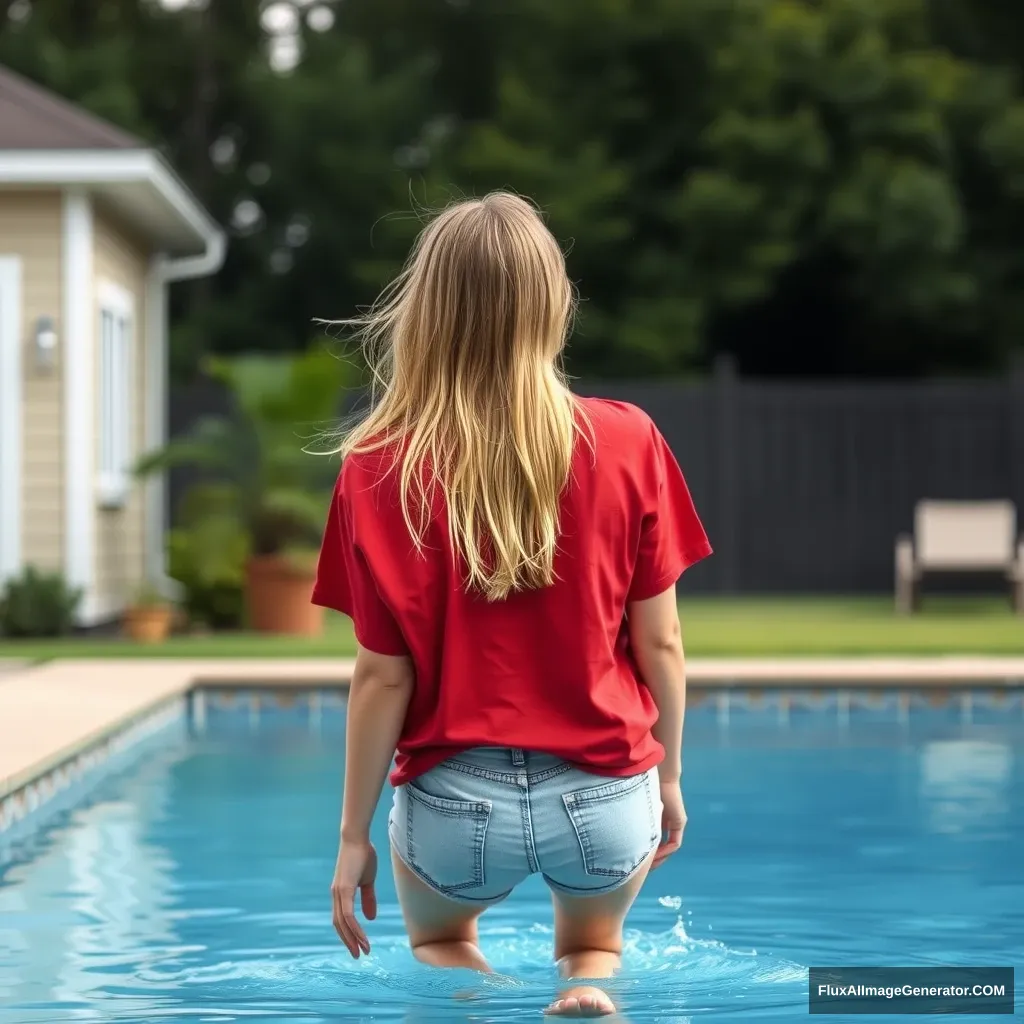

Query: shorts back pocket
left=562, top=771, right=658, bottom=879
left=403, top=783, right=491, bottom=893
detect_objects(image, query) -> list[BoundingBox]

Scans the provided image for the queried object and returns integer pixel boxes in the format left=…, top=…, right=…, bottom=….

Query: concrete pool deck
left=2, top=655, right=1024, bottom=803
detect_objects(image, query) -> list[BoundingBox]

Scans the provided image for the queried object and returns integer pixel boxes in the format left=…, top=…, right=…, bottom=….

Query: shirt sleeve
left=628, top=422, right=713, bottom=602
left=311, top=472, right=409, bottom=656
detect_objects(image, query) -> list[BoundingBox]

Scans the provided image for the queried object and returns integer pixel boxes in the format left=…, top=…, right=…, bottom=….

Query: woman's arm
left=627, top=585, right=687, bottom=865
left=341, top=645, right=415, bottom=841
left=332, top=644, right=414, bottom=958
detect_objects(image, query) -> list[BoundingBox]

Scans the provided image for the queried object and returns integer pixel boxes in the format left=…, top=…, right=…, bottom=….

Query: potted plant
left=123, top=585, right=175, bottom=644
left=136, top=348, right=346, bottom=636
left=167, top=484, right=250, bottom=631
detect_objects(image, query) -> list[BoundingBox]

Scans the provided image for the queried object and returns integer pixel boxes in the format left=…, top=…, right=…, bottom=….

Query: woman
left=313, top=192, right=711, bottom=1017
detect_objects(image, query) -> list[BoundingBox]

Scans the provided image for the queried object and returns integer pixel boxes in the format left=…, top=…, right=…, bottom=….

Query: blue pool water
left=1, top=696, right=1021, bottom=1022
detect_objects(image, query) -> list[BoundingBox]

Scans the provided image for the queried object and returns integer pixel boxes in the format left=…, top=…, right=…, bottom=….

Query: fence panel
left=169, top=372, right=1016, bottom=594
left=731, top=383, right=1011, bottom=592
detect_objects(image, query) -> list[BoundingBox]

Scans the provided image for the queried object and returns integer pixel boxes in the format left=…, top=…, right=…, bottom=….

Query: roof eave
left=0, top=148, right=224, bottom=268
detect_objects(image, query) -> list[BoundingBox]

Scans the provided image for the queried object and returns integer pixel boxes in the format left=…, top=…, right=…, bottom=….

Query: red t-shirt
left=312, top=397, right=712, bottom=786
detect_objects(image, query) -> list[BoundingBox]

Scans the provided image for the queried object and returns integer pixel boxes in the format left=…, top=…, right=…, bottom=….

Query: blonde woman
left=314, top=193, right=711, bottom=1018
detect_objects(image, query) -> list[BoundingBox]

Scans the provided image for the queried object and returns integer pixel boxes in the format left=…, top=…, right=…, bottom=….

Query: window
left=97, top=282, right=134, bottom=508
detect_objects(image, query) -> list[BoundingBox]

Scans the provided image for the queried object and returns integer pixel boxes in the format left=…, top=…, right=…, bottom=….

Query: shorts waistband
left=441, top=746, right=570, bottom=781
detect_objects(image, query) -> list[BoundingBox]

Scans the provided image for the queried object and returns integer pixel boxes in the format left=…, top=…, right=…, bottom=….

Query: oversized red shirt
left=312, top=397, right=712, bottom=786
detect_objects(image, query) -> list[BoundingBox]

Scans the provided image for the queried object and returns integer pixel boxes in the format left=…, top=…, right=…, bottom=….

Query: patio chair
left=895, top=500, right=1024, bottom=614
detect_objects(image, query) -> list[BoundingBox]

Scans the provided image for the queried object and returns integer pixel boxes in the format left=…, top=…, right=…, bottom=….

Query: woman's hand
left=331, top=838, right=378, bottom=958
left=331, top=649, right=413, bottom=959
left=653, top=780, right=687, bottom=868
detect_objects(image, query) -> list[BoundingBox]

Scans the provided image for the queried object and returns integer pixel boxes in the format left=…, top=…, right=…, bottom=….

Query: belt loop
left=511, top=748, right=526, bottom=766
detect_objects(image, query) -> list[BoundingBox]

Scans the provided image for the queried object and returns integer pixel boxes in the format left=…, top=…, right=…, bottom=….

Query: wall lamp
left=34, top=316, right=57, bottom=374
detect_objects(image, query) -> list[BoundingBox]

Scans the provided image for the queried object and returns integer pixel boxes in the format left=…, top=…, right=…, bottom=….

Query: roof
left=0, top=64, right=223, bottom=264
left=0, top=63, right=142, bottom=150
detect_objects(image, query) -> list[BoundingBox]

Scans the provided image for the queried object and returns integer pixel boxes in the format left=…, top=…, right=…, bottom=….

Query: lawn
left=0, top=597, right=1021, bottom=661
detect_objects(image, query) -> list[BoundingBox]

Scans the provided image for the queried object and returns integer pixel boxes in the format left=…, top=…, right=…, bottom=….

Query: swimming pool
left=1, top=691, right=1020, bottom=1022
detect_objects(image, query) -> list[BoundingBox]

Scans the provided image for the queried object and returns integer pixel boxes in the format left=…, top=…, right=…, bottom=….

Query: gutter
left=155, top=227, right=227, bottom=283
left=0, top=149, right=227, bottom=276
left=145, top=225, right=227, bottom=595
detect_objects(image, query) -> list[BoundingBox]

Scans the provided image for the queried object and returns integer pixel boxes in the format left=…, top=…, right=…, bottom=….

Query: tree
left=429, top=0, right=1024, bottom=375
left=6, top=0, right=1024, bottom=378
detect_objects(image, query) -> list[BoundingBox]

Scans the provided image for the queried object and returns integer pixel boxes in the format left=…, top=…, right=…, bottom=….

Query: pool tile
left=973, top=690, right=1024, bottom=711
left=790, top=690, right=839, bottom=712
left=0, top=697, right=185, bottom=842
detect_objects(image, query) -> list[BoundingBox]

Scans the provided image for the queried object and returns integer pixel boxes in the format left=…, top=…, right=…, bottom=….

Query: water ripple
left=1, top=719, right=1021, bottom=1022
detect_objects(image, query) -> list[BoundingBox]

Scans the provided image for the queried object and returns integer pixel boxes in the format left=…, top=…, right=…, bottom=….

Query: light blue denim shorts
left=388, top=747, right=662, bottom=905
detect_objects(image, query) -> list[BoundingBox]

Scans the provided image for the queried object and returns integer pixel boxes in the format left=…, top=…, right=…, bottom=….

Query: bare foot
left=545, top=985, right=616, bottom=1017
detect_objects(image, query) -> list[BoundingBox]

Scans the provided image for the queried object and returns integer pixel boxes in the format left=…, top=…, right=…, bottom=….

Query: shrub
left=0, top=567, right=82, bottom=638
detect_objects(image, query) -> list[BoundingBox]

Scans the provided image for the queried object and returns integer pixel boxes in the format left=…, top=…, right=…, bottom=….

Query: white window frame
left=0, top=256, right=23, bottom=584
left=96, top=280, right=135, bottom=510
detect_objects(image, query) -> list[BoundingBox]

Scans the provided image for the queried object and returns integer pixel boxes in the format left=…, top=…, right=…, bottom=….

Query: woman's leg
left=391, top=845, right=494, bottom=971
left=545, top=848, right=655, bottom=1017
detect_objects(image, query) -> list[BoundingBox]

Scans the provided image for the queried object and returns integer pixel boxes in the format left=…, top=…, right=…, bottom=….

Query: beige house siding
left=93, top=207, right=150, bottom=612
left=0, top=191, right=63, bottom=573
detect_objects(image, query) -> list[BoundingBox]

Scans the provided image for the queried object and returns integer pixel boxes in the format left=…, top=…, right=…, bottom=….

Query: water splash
left=107, top=917, right=805, bottom=1022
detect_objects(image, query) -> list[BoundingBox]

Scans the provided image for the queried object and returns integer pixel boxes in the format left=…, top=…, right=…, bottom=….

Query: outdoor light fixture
left=34, top=316, right=57, bottom=373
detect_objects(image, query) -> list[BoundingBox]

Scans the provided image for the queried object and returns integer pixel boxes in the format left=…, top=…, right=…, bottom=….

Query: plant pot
left=123, top=605, right=174, bottom=644
left=245, top=555, right=323, bottom=636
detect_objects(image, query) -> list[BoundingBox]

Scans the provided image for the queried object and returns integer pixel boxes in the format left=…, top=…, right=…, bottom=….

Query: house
left=0, top=64, right=225, bottom=625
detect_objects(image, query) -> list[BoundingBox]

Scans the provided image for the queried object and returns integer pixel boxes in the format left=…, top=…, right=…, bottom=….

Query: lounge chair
left=895, top=500, right=1024, bottom=613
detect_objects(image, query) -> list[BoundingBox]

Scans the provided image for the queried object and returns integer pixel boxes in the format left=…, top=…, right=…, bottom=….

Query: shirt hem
left=566, top=748, right=664, bottom=779
left=353, top=618, right=409, bottom=657
left=628, top=540, right=714, bottom=603
left=310, top=584, right=351, bottom=616
left=309, top=588, right=408, bottom=656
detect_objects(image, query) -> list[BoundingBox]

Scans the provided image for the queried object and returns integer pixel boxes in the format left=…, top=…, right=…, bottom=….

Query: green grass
left=0, top=597, right=1021, bottom=662
left=0, top=613, right=359, bottom=662
left=675, top=597, right=1023, bottom=656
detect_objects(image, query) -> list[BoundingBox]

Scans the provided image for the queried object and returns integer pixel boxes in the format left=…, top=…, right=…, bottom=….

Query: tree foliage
left=3, top=0, right=1024, bottom=377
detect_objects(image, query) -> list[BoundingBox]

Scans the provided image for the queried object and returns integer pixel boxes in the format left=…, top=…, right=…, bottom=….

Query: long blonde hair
left=332, top=192, right=590, bottom=601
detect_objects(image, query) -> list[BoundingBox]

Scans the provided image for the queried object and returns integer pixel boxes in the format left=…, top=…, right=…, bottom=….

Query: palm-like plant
left=137, top=347, right=348, bottom=562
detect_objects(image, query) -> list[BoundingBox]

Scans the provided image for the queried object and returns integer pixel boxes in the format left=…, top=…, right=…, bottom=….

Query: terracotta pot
left=123, top=605, right=174, bottom=644
left=245, top=555, right=323, bottom=635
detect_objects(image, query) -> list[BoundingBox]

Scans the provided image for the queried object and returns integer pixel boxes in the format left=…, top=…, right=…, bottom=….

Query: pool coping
left=2, top=655, right=1024, bottom=805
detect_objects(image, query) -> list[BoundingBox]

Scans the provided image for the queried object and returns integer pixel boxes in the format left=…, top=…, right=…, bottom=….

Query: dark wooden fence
left=170, top=359, right=1024, bottom=595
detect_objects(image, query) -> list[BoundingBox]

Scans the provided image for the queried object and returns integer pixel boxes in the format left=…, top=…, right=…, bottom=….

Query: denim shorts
left=388, top=747, right=662, bottom=905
